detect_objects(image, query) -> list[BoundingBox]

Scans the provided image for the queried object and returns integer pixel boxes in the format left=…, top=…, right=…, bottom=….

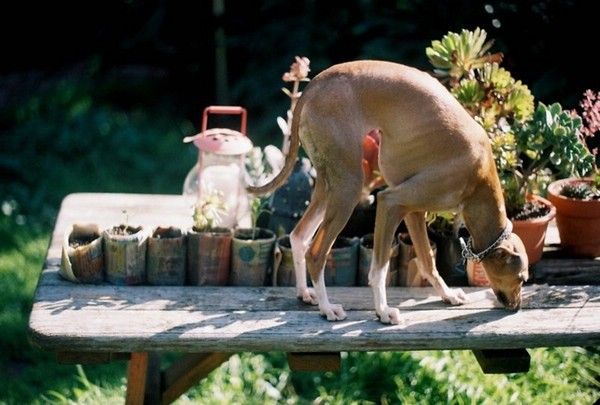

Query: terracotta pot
left=547, top=178, right=600, bottom=258
left=187, top=227, right=232, bottom=286
left=466, top=260, right=490, bottom=287
left=511, top=195, right=556, bottom=265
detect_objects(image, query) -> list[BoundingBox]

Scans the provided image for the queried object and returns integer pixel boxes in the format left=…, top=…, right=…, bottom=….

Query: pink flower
left=282, top=56, right=311, bottom=82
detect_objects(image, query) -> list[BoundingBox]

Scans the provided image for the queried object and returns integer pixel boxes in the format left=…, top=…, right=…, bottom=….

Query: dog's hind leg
left=305, top=169, right=362, bottom=321
left=290, top=178, right=327, bottom=305
left=404, top=212, right=468, bottom=305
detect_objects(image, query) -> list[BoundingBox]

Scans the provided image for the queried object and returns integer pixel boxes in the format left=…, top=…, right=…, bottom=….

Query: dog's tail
left=246, top=97, right=304, bottom=196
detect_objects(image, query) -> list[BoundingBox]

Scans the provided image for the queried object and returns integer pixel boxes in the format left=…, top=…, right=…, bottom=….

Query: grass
left=1, top=70, right=599, bottom=404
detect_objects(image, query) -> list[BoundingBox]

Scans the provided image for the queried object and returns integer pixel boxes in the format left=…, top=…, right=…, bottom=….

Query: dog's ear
left=489, top=237, right=528, bottom=272
left=489, top=245, right=520, bottom=266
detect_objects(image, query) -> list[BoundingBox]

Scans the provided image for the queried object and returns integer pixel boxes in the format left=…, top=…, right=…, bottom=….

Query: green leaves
left=426, top=27, right=498, bottom=80
left=515, top=103, right=595, bottom=178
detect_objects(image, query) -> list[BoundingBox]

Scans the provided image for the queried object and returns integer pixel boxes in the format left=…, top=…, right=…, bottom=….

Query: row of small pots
left=60, top=222, right=448, bottom=288
left=60, top=224, right=278, bottom=286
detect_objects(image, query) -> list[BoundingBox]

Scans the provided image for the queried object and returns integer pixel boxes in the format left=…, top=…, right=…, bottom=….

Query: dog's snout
left=495, top=290, right=521, bottom=311
left=496, top=291, right=509, bottom=307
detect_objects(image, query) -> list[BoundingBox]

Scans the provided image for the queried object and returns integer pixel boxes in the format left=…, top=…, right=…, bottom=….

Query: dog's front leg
left=369, top=189, right=405, bottom=324
left=404, top=212, right=468, bottom=305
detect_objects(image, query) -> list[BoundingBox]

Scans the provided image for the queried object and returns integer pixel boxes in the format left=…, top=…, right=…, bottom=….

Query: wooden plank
left=473, top=349, right=530, bottom=374
left=288, top=352, right=341, bottom=372
left=29, top=305, right=600, bottom=353
left=32, top=271, right=600, bottom=311
left=126, top=352, right=149, bottom=405
left=161, top=353, right=232, bottom=405
left=57, top=351, right=130, bottom=364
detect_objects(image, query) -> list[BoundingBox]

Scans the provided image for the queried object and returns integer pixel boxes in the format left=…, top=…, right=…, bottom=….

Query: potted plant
left=230, top=196, right=276, bottom=286
left=507, top=102, right=594, bottom=263
left=61, top=223, right=104, bottom=283
left=426, top=27, right=533, bottom=270
left=547, top=90, right=600, bottom=257
left=187, top=190, right=232, bottom=286
left=103, top=211, right=147, bottom=285
left=426, top=28, right=591, bottom=265
left=147, top=226, right=186, bottom=285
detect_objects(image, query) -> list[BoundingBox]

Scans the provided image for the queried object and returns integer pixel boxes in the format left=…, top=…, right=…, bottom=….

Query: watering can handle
left=202, top=106, right=247, bottom=135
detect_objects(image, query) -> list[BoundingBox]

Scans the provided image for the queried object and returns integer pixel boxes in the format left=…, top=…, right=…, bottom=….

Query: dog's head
left=481, top=233, right=528, bottom=310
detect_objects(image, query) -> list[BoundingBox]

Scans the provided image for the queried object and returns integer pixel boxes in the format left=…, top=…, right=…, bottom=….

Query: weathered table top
left=29, top=193, right=600, bottom=353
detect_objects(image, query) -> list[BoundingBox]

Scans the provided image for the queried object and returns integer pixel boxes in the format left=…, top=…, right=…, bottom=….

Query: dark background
left=2, top=0, right=597, bottom=121
left=1, top=0, right=598, bottom=224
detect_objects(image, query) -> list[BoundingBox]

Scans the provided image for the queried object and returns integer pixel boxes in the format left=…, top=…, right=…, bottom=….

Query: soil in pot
left=187, top=227, right=232, bottom=286
left=103, top=224, right=147, bottom=285
left=357, top=233, right=398, bottom=287
left=230, top=228, right=276, bottom=286
left=61, top=223, right=104, bottom=283
left=147, top=226, right=186, bottom=285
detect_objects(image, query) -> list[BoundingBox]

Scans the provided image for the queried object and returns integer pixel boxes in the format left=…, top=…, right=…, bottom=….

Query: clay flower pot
left=511, top=195, right=556, bottom=265
left=61, top=223, right=104, bottom=283
left=103, top=225, right=148, bottom=285
left=547, top=178, right=600, bottom=258
left=147, top=226, right=186, bottom=285
left=187, top=227, right=232, bottom=286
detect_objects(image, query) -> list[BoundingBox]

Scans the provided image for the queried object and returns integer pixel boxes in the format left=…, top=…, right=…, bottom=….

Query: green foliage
left=426, top=27, right=497, bottom=81
left=511, top=103, right=594, bottom=192
left=0, top=73, right=195, bottom=228
left=249, top=196, right=271, bottom=239
left=426, top=28, right=597, bottom=216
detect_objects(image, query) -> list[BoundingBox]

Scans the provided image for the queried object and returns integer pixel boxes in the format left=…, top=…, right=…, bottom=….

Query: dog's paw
left=297, top=287, right=318, bottom=305
left=442, top=288, right=469, bottom=306
left=376, top=306, right=402, bottom=325
left=320, top=303, right=347, bottom=321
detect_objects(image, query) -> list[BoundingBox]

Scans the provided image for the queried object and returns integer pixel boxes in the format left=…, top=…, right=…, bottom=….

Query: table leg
left=161, top=353, right=232, bottom=404
left=126, top=352, right=150, bottom=405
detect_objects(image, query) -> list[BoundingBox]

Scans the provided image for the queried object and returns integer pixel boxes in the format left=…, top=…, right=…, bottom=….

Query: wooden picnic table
left=28, top=193, right=600, bottom=404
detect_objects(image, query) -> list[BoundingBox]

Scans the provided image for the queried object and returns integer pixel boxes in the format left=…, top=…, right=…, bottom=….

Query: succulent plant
left=426, top=27, right=502, bottom=83
left=560, top=183, right=594, bottom=200
left=193, top=190, right=227, bottom=232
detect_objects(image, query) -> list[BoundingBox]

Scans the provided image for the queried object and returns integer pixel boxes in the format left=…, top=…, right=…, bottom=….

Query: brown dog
left=248, top=61, right=528, bottom=324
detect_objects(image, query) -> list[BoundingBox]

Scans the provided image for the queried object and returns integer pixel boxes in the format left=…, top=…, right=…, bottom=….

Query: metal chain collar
left=459, top=221, right=513, bottom=263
